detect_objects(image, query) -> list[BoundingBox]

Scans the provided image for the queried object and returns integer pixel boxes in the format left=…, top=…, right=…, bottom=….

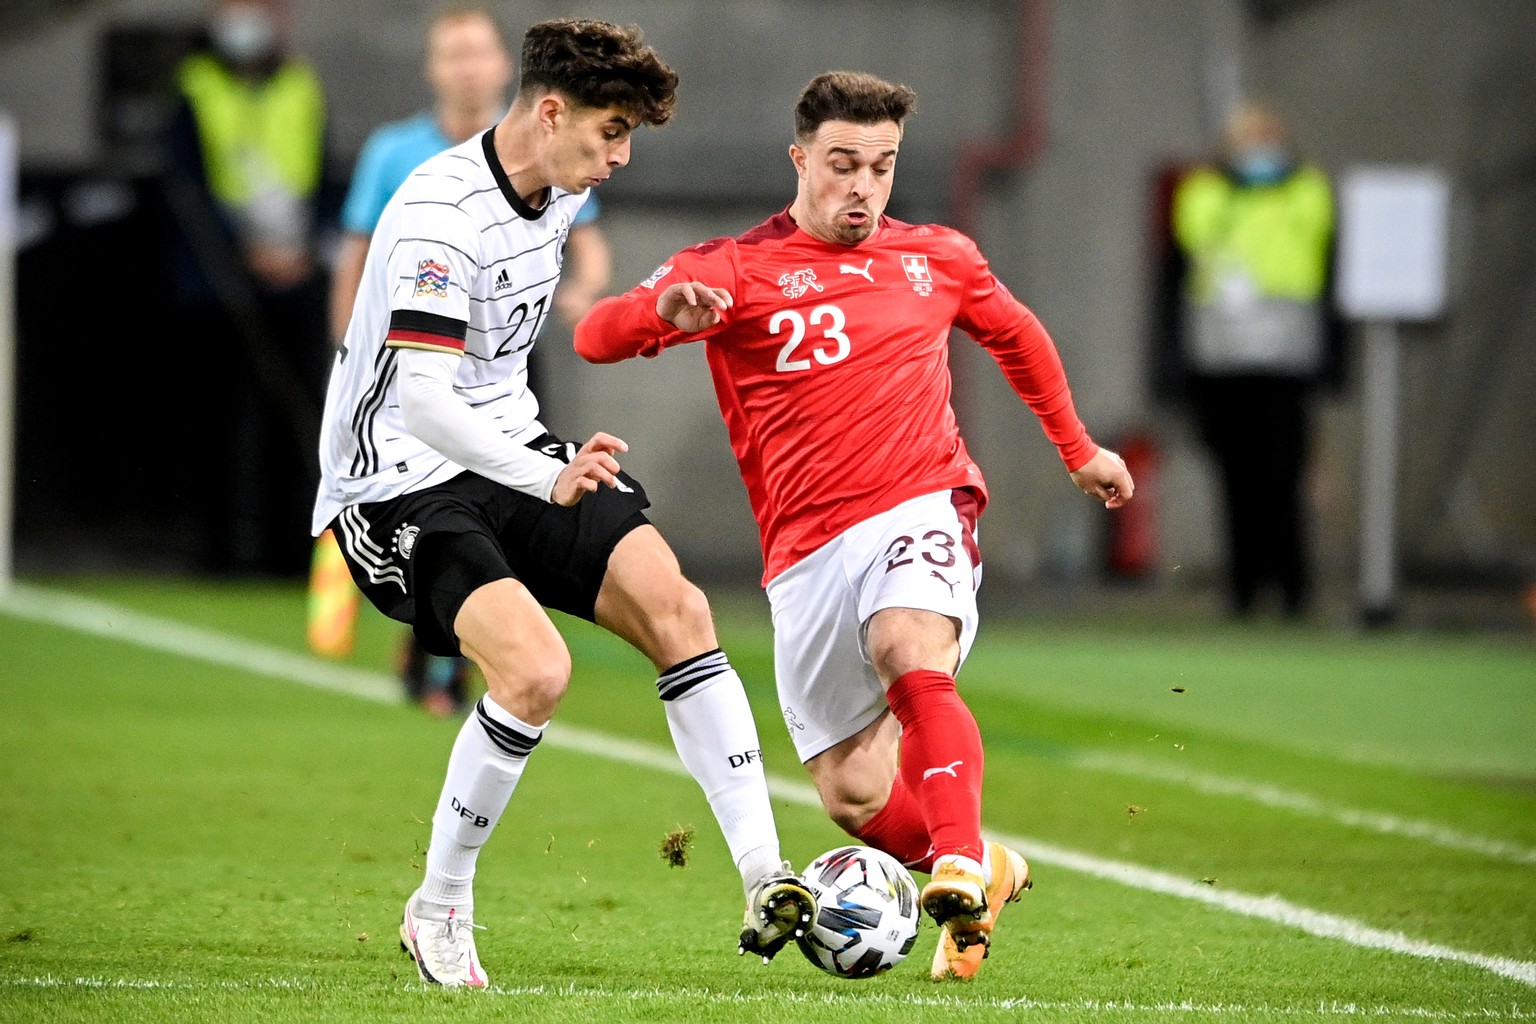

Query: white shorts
left=766, top=489, right=983, bottom=762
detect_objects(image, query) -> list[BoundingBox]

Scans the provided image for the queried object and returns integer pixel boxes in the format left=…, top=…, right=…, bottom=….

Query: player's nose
left=610, top=136, right=631, bottom=168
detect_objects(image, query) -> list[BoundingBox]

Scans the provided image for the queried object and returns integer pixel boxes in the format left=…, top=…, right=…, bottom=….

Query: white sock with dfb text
left=419, top=695, right=543, bottom=919
left=657, top=651, right=783, bottom=893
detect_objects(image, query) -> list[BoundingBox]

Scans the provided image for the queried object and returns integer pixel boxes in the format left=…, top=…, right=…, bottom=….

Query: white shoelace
left=421, top=912, right=484, bottom=973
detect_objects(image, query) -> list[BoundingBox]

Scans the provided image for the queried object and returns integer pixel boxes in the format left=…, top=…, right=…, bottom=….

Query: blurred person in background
left=577, top=70, right=1134, bottom=981
left=312, top=19, right=813, bottom=987
left=308, top=4, right=612, bottom=716
left=1165, top=99, right=1340, bottom=619
left=162, top=0, right=334, bottom=576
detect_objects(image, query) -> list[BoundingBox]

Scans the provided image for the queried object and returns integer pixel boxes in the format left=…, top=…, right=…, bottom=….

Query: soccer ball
left=795, top=845, right=921, bottom=979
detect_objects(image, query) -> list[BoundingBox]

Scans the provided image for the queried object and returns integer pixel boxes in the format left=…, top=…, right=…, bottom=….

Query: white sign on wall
left=1336, top=165, right=1450, bottom=321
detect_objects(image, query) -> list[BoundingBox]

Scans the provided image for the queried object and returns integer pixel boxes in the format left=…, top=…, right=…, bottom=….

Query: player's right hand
left=552, top=432, right=629, bottom=506
left=657, top=281, right=733, bottom=333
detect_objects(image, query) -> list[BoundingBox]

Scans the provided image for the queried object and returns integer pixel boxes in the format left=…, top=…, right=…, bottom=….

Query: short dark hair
left=794, top=71, right=917, bottom=141
left=518, top=18, right=678, bottom=127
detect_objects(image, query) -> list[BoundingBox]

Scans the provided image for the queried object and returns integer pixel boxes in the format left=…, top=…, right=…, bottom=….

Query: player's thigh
left=852, top=490, right=982, bottom=680
left=864, top=606, right=963, bottom=683
left=767, top=539, right=888, bottom=764
left=332, top=481, right=516, bottom=657
left=498, top=433, right=653, bottom=625
left=454, top=576, right=571, bottom=719
left=593, top=524, right=716, bottom=671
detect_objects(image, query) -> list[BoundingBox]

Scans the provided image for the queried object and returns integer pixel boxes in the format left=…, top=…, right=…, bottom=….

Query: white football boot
left=399, top=891, right=488, bottom=988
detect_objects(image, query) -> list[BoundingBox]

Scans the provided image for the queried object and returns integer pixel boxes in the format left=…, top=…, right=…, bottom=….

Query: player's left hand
left=1070, top=447, right=1135, bottom=509
left=552, top=432, right=629, bottom=506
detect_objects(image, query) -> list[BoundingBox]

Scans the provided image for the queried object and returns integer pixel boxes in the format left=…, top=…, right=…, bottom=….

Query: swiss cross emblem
left=778, top=268, right=824, bottom=299
left=901, top=254, right=933, bottom=296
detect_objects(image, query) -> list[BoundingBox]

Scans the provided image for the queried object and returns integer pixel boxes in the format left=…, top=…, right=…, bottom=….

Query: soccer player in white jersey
left=577, top=72, right=1135, bottom=980
left=312, top=19, right=814, bottom=988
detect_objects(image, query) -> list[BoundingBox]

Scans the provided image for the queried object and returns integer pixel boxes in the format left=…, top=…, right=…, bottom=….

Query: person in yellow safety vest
left=162, top=0, right=335, bottom=577
left=1169, top=99, right=1340, bottom=620
left=171, top=0, right=328, bottom=294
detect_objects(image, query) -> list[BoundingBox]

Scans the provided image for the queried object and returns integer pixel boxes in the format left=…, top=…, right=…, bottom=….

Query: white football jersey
left=312, top=129, right=589, bottom=534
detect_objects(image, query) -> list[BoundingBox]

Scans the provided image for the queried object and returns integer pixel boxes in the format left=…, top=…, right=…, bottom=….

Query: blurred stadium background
left=0, top=0, right=1533, bottom=630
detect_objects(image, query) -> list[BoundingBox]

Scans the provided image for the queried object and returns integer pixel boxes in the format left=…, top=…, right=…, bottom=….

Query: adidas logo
left=494, top=268, right=512, bottom=292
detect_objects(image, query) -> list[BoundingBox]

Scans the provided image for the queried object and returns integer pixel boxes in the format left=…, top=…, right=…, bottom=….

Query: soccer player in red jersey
left=575, top=71, right=1134, bottom=980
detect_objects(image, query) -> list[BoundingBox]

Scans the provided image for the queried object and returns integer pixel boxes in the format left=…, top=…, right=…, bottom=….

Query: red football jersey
left=576, top=209, right=1097, bottom=585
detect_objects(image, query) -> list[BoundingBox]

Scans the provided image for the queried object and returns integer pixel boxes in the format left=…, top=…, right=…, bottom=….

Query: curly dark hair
left=518, top=18, right=678, bottom=127
left=794, top=71, right=916, bottom=141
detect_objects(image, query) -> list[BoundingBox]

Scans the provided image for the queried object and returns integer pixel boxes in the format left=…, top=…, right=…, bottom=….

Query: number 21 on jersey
left=772, top=304, right=850, bottom=372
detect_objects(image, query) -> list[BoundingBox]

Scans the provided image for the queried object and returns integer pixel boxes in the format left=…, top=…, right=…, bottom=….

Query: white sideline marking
left=4, top=582, right=1534, bottom=992
left=1, top=583, right=400, bottom=704
left=1073, top=751, right=1536, bottom=866
left=5, top=975, right=1536, bottom=1019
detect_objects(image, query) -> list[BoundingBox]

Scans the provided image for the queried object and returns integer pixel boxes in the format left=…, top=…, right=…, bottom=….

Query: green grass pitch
left=1, top=575, right=1533, bottom=1023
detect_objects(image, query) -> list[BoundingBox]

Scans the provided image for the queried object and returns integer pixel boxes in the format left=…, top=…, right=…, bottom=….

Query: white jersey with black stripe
left=312, top=129, right=590, bottom=535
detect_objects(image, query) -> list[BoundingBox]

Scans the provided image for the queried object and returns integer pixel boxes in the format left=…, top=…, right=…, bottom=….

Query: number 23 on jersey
left=771, top=303, right=851, bottom=372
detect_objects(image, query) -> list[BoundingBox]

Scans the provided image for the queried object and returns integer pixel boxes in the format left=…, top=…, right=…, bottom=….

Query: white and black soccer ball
left=796, top=845, right=921, bottom=979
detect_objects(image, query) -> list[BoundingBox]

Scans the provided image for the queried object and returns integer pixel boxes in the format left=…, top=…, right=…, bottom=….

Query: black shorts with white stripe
left=329, top=432, right=650, bottom=656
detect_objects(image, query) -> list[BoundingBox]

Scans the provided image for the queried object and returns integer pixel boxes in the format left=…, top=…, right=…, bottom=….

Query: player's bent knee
left=668, top=578, right=713, bottom=631
left=822, top=790, right=885, bottom=835
left=457, top=591, right=573, bottom=722
left=814, top=775, right=890, bottom=834
left=865, top=609, right=961, bottom=683
left=635, top=576, right=716, bottom=653
left=478, top=654, right=570, bottom=723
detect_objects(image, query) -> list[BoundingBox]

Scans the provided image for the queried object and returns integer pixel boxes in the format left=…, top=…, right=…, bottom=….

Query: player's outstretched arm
left=574, top=279, right=735, bottom=364
left=551, top=432, right=630, bottom=507
left=1070, top=447, right=1135, bottom=509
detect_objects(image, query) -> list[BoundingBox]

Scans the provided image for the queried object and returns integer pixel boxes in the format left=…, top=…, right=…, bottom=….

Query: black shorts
left=329, top=432, right=651, bottom=657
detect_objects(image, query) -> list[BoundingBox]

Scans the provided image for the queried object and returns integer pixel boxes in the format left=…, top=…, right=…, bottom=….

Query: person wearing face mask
left=161, top=0, right=335, bottom=576
left=1165, top=99, right=1340, bottom=620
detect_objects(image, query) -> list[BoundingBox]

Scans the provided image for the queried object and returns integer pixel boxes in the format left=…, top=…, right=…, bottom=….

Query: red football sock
left=884, top=669, right=985, bottom=864
left=854, top=774, right=936, bottom=873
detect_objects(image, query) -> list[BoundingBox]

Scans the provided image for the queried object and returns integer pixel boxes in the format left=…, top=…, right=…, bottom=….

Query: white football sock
left=657, top=650, right=783, bottom=895
left=737, top=845, right=784, bottom=890
left=418, top=695, right=543, bottom=918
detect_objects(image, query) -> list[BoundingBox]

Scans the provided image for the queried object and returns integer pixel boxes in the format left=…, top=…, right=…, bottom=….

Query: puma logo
left=839, top=257, right=874, bottom=282
left=923, top=760, right=963, bottom=781
left=930, top=570, right=957, bottom=596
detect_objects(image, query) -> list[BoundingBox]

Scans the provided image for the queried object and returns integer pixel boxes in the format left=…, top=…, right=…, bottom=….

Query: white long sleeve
left=395, top=347, right=564, bottom=502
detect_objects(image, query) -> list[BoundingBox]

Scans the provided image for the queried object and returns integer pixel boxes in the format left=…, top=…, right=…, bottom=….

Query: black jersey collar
left=481, top=128, right=551, bottom=221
